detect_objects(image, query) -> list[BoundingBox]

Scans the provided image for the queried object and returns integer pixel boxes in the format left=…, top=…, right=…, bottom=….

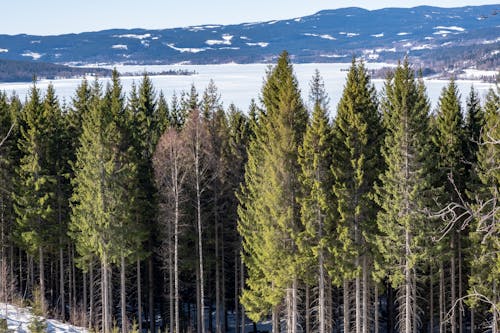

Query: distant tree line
left=0, top=51, right=498, bottom=333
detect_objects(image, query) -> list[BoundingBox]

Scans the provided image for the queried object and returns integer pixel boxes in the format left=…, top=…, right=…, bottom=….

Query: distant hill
left=0, top=5, right=498, bottom=73
left=0, top=59, right=112, bottom=82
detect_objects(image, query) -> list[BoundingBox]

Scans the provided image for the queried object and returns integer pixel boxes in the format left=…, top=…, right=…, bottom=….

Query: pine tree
left=331, top=59, right=383, bottom=333
left=374, top=60, right=433, bottom=333
left=297, top=70, right=334, bottom=333
left=238, top=51, right=308, bottom=333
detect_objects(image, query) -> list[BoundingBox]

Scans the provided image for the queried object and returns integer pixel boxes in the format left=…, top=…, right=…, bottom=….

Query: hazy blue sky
left=2, top=0, right=499, bottom=35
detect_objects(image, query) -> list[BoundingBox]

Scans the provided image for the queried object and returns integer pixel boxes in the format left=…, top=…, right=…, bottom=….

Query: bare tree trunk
left=318, top=250, right=325, bottom=333
left=196, top=264, right=201, bottom=333
left=430, top=265, right=434, bottom=333
left=374, top=284, right=379, bottom=333
left=196, top=163, right=206, bottom=333
left=458, top=235, right=463, bottom=333
left=89, top=263, right=94, bottom=329
left=292, top=279, right=298, bottom=333
left=439, top=262, right=444, bottom=333
left=39, top=246, right=46, bottom=315
left=405, top=230, right=411, bottom=333
left=305, top=284, right=310, bottom=333
left=234, top=249, right=239, bottom=333
left=240, top=254, right=245, bottom=333
left=59, top=246, right=65, bottom=318
left=83, top=271, right=87, bottom=327
left=102, top=256, right=110, bottom=333
left=216, top=210, right=221, bottom=333
left=362, top=256, right=369, bottom=333
left=121, top=254, right=127, bottom=333
left=470, top=308, right=474, bottom=333
left=343, top=279, right=350, bottom=333
left=451, top=237, right=456, bottom=333
left=272, top=305, right=279, bottom=333
left=175, top=204, right=180, bottom=333
left=149, top=256, right=154, bottom=333
left=137, top=260, right=143, bottom=333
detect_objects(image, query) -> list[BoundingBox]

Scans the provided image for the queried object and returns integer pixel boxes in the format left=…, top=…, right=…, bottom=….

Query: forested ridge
left=0, top=51, right=498, bottom=333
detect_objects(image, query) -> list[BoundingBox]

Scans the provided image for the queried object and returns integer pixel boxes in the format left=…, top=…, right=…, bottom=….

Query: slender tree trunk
left=175, top=204, right=180, bottom=333
left=149, top=256, right=154, bottom=333
left=137, top=260, right=143, bottom=333
left=89, top=262, right=94, bottom=329
left=196, top=164, right=206, bottom=333
left=216, top=210, right=221, bottom=333
left=196, top=264, right=201, bottom=333
left=121, top=254, right=127, bottom=333
left=305, top=284, right=310, bottom=333
left=439, top=262, right=445, bottom=333
left=59, top=246, right=65, bottom=318
left=102, top=256, right=110, bottom=333
left=39, top=246, right=46, bottom=315
left=405, top=230, right=411, bottom=333
left=272, top=305, right=279, bottom=333
left=292, top=279, right=298, bottom=333
left=240, top=254, right=245, bottom=333
left=83, top=271, right=87, bottom=327
left=362, top=256, right=369, bottom=333
left=169, top=220, right=174, bottom=333
left=318, top=250, right=325, bottom=333
left=343, top=279, right=350, bottom=333
left=234, top=249, right=239, bottom=333
left=451, top=237, right=456, bottom=333
left=430, top=265, right=434, bottom=333
left=458, top=235, right=463, bottom=333
left=374, top=284, right=379, bottom=333
left=470, top=308, right=474, bottom=333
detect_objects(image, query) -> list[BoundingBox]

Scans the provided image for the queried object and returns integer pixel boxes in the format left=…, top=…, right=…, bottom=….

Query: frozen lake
left=0, top=63, right=495, bottom=113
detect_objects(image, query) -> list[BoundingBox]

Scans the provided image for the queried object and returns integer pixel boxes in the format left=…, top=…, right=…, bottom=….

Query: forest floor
left=0, top=302, right=87, bottom=333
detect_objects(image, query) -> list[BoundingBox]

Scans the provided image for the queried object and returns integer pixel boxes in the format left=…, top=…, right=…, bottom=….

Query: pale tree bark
left=121, top=254, right=127, bottom=333
left=343, top=280, right=350, bottom=333
left=39, top=246, right=46, bottom=315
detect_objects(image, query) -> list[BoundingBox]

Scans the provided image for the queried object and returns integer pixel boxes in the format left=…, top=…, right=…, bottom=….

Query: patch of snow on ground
left=411, top=44, right=434, bottom=50
left=482, top=37, right=500, bottom=44
left=165, top=43, right=207, bottom=53
left=0, top=48, right=8, bottom=53
left=206, top=34, right=233, bottom=46
left=402, top=42, right=412, bottom=47
left=372, top=33, right=384, bottom=38
left=434, top=25, right=465, bottom=32
left=320, top=54, right=347, bottom=58
left=303, top=33, right=336, bottom=40
left=30, top=40, right=41, bottom=44
left=112, top=44, right=128, bottom=50
left=240, top=36, right=250, bottom=40
left=267, top=20, right=278, bottom=25
left=433, top=30, right=451, bottom=36
left=114, top=33, right=151, bottom=39
left=21, top=52, right=42, bottom=60
left=346, top=33, right=359, bottom=37
left=458, top=69, right=499, bottom=80
left=425, top=36, right=434, bottom=40
left=375, top=47, right=396, bottom=52
left=0, top=302, right=87, bottom=333
left=397, top=32, right=411, bottom=36
left=246, top=42, right=269, bottom=47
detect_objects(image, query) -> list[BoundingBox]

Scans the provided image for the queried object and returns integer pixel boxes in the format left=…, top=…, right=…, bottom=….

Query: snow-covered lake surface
left=0, top=63, right=496, bottom=113
left=0, top=302, right=87, bottom=333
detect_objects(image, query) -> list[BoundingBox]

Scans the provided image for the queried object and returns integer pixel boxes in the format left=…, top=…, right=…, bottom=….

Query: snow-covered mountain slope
left=0, top=303, right=87, bottom=333
left=0, top=5, right=498, bottom=68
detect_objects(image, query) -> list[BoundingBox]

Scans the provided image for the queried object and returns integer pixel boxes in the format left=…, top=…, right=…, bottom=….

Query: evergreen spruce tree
left=14, top=82, right=56, bottom=315
left=431, top=78, right=466, bottom=332
left=238, top=51, right=308, bottom=333
left=468, top=87, right=499, bottom=332
left=331, top=59, right=383, bottom=333
left=297, top=70, right=334, bottom=333
left=70, top=71, right=142, bottom=333
left=374, top=60, right=433, bottom=333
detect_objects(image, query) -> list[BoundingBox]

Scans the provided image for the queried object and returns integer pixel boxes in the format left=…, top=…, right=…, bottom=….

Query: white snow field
left=0, top=302, right=87, bottom=333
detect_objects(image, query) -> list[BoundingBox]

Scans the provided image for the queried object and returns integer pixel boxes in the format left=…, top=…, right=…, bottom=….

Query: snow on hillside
left=0, top=303, right=87, bottom=333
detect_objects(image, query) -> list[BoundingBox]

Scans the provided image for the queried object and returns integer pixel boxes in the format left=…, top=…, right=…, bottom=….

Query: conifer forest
left=0, top=51, right=499, bottom=333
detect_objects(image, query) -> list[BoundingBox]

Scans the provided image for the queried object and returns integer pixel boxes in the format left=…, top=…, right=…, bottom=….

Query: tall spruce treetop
left=239, top=51, right=308, bottom=322
left=433, top=78, right=465, bottom=190
left=331, top=59, right=383, bottom=283
left=464, top=86, right=484, bottom=169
